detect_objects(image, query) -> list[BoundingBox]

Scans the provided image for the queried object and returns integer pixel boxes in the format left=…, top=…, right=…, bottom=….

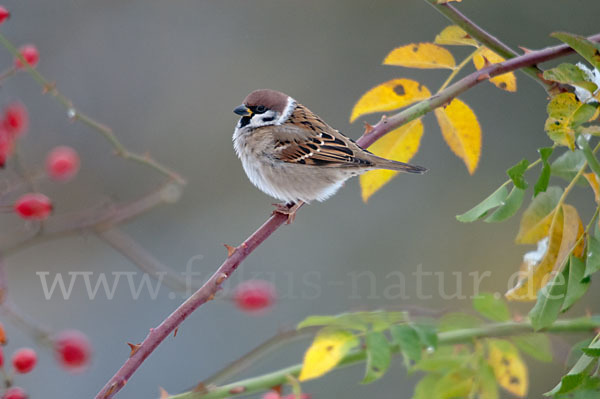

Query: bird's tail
left=373, top=157, right=428, bottom=174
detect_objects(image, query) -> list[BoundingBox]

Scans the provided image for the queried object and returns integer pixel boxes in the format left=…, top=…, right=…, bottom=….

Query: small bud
left=3, top=387, right=28, bottom=399
left=3, top=102, right=28, bottom=138
left=233, top=280, right=276, bottom=314
left=12, top=348, right=37, bottom=374
left=0, top=6, right=10, bottom=25
left=46, top=146, right=80, bottom=182
left=14, top=193, right=53, bottom=220
left=14, top=44, right=39, bottom=69
left=0, top=321, right=6, bottom=345
left=54, top=330, right=92, bottom=372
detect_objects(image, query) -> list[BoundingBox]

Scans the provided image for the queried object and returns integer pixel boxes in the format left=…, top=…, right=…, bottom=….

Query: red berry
left=0, top=347, right=3, bottom=368
left=46, top=146, right=80, bottom=182
left=0, top=131, right=11, bottom=168
left=233, top=280, right=276, bottom=313
left=12, top=348, right=36, bottom=374
left=14, top=193, right=53, bottom=220
left=3, top=102, right=28, bottom=137
left=14, top=45, right=39, bottom=69
left=0, top=7, right=10, bottom=25
left=54, top=330, right=91, bottom=372
left=3, top=387, right=27, bottom=399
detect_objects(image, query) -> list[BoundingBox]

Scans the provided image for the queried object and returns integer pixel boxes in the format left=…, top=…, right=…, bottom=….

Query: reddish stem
left=95, top=211, right=289, bottom=398
left=96, top=31, right=600, bottom=399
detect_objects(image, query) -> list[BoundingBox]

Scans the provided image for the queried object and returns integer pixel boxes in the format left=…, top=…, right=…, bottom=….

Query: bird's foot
left=272, top=201, right=303, bottom=224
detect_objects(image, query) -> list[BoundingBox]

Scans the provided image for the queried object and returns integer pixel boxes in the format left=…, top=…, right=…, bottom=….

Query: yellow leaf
left=350, top=79, right=431, bottom=122
left=359, top=119, right=424, bottom=202
left=383, top=43, right=456, bottom=69
left=298, top=328, right=358, bottom=381
left=545, top=93, right=596, bottom=150
left=434, top=25, right=478, bottom=47
left=584, top=173, right=600, bottom=204
left=487, top=339, right=528, bottom=397
left=515, top=188, right=562, bottom=244
left=507, top=204, right=583, bottom=301
left=473, top=48, right=517, bottom=92
left=434, top=98, right=481, bottom=174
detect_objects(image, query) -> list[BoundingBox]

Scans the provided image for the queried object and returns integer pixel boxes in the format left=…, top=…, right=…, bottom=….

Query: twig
left=168, top=317, right=600, bottom=399
left=201, top=327, right=319, bottom=387
left=0, top=253, right=53, bottom=344
left=2, top=182, right=177, bottom=255
left=0, top=32, right=186, bottom=186
left=95, top=209, right=293, bottom=399
left=355, top=32, right=600, bottom=149
left=97, top=228, right=199, bottom=293
left=424, top=0, right=551, bottom=90
left=94, top=31, right=600, bottom=399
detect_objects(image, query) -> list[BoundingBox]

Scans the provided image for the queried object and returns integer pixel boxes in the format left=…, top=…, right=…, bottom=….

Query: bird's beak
left=233, top=104, right=252, bottom=116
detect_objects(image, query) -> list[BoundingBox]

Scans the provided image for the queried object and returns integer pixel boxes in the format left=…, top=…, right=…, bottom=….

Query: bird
left=232, top=89, right=427, bottom=222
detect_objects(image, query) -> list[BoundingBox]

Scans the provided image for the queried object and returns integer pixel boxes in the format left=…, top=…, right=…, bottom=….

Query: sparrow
left=233, top=89, right=427, bottom=221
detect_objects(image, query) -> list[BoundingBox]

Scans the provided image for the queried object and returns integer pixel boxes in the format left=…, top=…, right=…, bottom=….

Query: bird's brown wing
left=272, top=103, right=374, bottom=167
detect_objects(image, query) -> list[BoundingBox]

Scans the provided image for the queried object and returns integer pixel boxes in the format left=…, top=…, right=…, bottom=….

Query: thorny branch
left=96, top=20, right=600, bottom=399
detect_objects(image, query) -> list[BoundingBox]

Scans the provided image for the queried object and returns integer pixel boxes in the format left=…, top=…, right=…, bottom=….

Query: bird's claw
left=272, top=202, right=301, bottom=224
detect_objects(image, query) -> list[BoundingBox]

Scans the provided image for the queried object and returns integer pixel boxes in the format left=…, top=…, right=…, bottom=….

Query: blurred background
left=1, top=0, right=600, bottom=397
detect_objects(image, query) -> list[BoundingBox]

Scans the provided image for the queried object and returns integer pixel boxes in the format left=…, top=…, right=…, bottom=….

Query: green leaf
left=411, top=323, right=438, bottom=349
left=543, top=63, right=599, bottom=93
left=552, top=374, right=587, bottom=395
left=562, top=255, right=590, bottom=312
left=567, top=338, right=594, bottom=367
left=507, top=159, right=530, bottom=189
left=485, top=187, right=525, bottom=223
left=456, top=185, right=509, bottom=222
left=362, top=331, right=392, bottom=383
left=585, top=234, right=600, bottom=277
left=551, top=150, right=587, bottom=182
left=534, top=147, right=554, bottom=196
left=512, top=334, right=553, bottom=362
left=547, top=339, right=600, bottom=395
left=478, top=363, right=499, bottom=399
left=577, top=136, right=600, bottom=179
left=433, top=369, right=475, bottom=399
left=551, top=32, right=600, bottom=71
left=581, top=347, right=600, bottom=357
left=414, top=373, right=439, bottom=399
left=297, top=311, right=406, bottom=331
left=438, top=312, right=483, bottom=332
left=529, top=264, right=568, bottom=330
left=415, top=354, right=467, bottom=372
left=390, top=324, right=422, bottom=366
left=297, top=314, right=367, bottom=331
left=472, top=292, right=510, bottom=321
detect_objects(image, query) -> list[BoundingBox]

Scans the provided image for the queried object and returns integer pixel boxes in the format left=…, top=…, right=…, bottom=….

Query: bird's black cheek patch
left=239, top=116, right=252, bottom=128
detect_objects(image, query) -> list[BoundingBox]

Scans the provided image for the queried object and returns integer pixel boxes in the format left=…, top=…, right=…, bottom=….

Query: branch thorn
left=158, top=387, right=170, bottom=399
left=224, top=244, right=236, bottom=257
left=216, top=272, right=228, bottom=285
left=127, top=342, right=141, bottom=357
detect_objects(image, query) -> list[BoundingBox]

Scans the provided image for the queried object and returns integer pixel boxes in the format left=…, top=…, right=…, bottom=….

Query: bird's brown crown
left=243, top=89, right=289, bottom=114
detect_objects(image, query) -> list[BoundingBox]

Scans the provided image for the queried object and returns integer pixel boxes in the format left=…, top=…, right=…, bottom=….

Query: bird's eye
left=255, top=105, right=266, bottom=114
